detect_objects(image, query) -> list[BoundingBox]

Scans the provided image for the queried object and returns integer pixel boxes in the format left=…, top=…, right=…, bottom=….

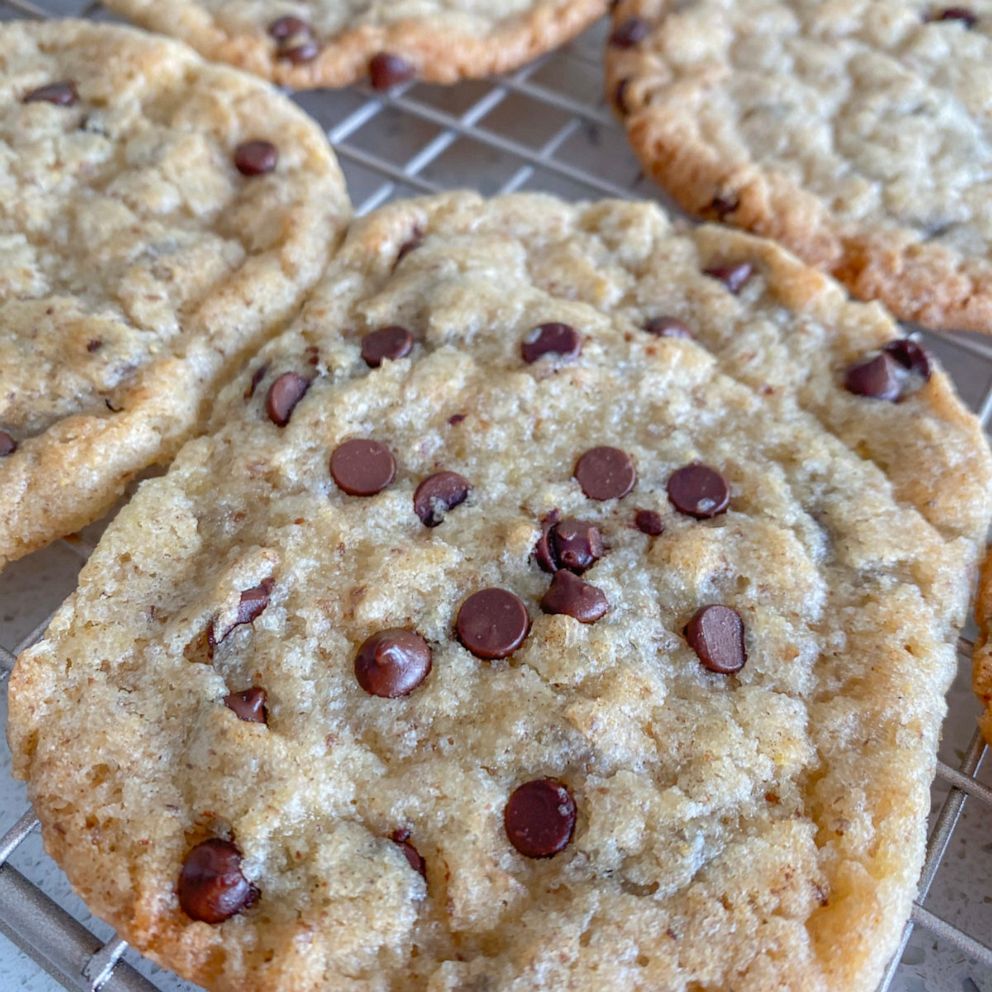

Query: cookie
left=605, top=0, right=992, bottom=333
left=0, top=20, right=350, bottom=567
left=9, top=192, right=992, bottom=992
left=101, top=0, right=608, bottom=90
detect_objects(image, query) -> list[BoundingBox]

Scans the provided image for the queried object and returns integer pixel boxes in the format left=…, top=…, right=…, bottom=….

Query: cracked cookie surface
left=9, top=193, right=992, bottom=992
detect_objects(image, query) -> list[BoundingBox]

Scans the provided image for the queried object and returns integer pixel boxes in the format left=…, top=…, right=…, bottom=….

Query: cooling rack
left=0, top=0, right=991, bottom=989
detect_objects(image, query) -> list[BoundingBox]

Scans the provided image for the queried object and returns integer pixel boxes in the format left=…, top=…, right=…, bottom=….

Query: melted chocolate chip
left=244, top=363, right=269, bottom=400
left=265, top=371, right=309, bottom=426
left=634, top=509, right=664, bottom=536
left=644, top=315, right=693, bottom=339
left=330, top=439, right=396, bottom=496
left=212, top=578, right=274, bottom=647
left=456, top=588, right=530, bottom=660
left=684, top=605, right=747, bottom=674
left=843, top=353, right=902, bottom=401
left=369, top=52, right=416, bottom=89
left=534, top=509, right=562, bottom=573
left=224, top=687, right=268, bottom=724
left=268, top=15, right=310, bottom=39
left=504, top=779, right=576, bottom=858
left=927, top=7, right=978, bottom=26
left=703, top=261, right=754, bottom=294
left=355, top=628, right=432, bottom=698
left=574, top=446, right=636, bottom=501
left=551, top=518, right=603, bottom=574
left=361, top=325, right=414, bottom=367
left=610, top=16, right=649, bottom=47
left=178, top=839, right=258, bottom=924
left=234, top=140, right=278, bottom=177
left=667, top=464, right=730, bottom=519
left=23, top=80, right=78, bottom=106
left=0, top=431, right=17, bottom=457
left=883, top=339, right=932, bottom=380
left=413, top=471, right=471, bottom=527
left=521, top=323, right=582, bottom=364
left=540, top=570, right=609, bottom=624
left=391, top=829, right=427, bottom=877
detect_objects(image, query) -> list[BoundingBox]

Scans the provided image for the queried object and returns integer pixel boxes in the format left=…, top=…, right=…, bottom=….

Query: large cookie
left=102, top=0, right=608, bottom=89
left=0, top=20, right=350, bottom=567
left=9, top=193, right=992, bottom=992
left=605, top=0, right=992, bottom=333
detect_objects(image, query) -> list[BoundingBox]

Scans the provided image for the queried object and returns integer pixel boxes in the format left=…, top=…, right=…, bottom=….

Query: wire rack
left=0, top=1, right=991, bottom=989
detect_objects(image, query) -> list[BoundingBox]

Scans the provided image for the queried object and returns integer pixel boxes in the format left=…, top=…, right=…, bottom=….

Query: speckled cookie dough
left=9, top=193, right=992, bottom=992
left=0, top=19, right=350, bottom=568
left=605, top=0, right=992, bottom=333
left=102, top=0, right=608, bottom=89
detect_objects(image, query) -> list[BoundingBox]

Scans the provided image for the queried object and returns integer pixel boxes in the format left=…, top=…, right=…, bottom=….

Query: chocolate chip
left=703, top=261, right=753, bottom=294
left=927, top=7, right=978, bottom=26
left=23, top=80, right=78, bottom=106
left=369, top=52, right=416, bottom=89
left=265, top=371, right=309, bottom=426
left=534, top=509, right=562, bottom=573
left=613, top=78, right=631, bottom=115
left=504, top=779, right=576, bottom=858
left=541, top=570, right=609, bottom=624
left=883, top=339, right=932, bottom=380
left=224, top=687, right=268, bottom=724
left=709, top=194, right=739, bottom=219
left=684, top=605, right=746, bottom=674
left=178, top=839, right=258, bottom=924
left=391, top=828, right=427, bottom=878
left=396, top=228, right=424, bottom=264
left=330, top=439, right=396, bottom=496
left=280, top=40, right=320, bottom=63
left=844, top=353, right=902, bottom=401
left=610, top=17, right=649, bottom=47
left=86, top=339, right=103, bottom=353
left=644, top=316, right=692, bottom=339
left=414, top=471, right=471, bottom=527
left=574, top=446, right=636, bottom=501
left=0, top=431, right=17, bottom=457
left=234, top=140, right=278, bottom=177
left=213, top=578, right=275, bottom=646
left=355, top=628, right=432, bottom=698
left=551, top=518, right=603, bottom=574
left=634, top=509, right=664, bottom=536
left=521, top=323, right=582, bottom=364
left=667, top=464, right=730, bottom=519
left=361, top=325, right=414, bottom=368
left=447, top=413, right=466, bottom=426
left=244, top=363, right=269, bottom=400
left=268, top=15, right=310, bottom=39
left=456, top=588, right=530, bottom=660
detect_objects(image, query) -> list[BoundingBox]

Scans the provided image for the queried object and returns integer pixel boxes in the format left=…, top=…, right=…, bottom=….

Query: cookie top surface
left=10, top=192, right=992, bottom=992
left=0, top=19, right=350, bottom=566
left=102, top=0, right=608, bottom=88
left=606, top=0, right=992, bottom=332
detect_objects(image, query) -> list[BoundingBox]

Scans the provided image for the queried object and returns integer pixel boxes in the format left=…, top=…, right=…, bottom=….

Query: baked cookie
left=0, top=20, right=350, bottom=567
left=10, top=193, right=992, bottom=992
left=101, top=0, right=608, bottom=89
left=605, top=0, right=992, bottom=333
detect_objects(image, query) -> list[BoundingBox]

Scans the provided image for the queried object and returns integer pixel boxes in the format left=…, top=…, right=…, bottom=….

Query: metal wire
left=1, top=2, right=991, bottom=990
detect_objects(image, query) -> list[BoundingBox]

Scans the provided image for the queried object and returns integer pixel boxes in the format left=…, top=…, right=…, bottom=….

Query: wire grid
left=0, top=0, right=991, bottom=989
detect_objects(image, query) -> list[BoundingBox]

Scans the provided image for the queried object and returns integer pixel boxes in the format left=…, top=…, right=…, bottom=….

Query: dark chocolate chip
left=330, top=439, right=396, bottom=496
left=355, top=628, right=432, bottom=698
left=224, top=687, right=268, bottom=724
left=610, top=16, right=649, bottom=47
left=280, top=40, right=320, bottom=63
left=390, top=829, right=427, bottom=877
left=0, top=431, right=17, bottom=457
left=369, top=52, right=416, bottom=89
left=644, top=315, right=692, bottom=339
left=551, top=518, right=603, bottom=574
left=883, top=339, right=932, bottom=380
left=574, top=446, right=636, bottom=501
left=634, top=509, right=664, bottom=536
left=684, top=604, right=746, bottom=674
left=265, top=371, right=309, bottom=426
left=268, top=15, right=310, bottom=39
left=504, top=778, right=576, bottom=858
left=540, top=570, right=609, bottom=624
left=703, top=261, right=754, bottom=294
left=178, top=839, right=258, bottom=924
left=927, top=7, right=978, bottom=27
left=23, top=80, right=78, bottom=106
left=534, top=509, right=562, bottom=573
left=456, top=588, right=530, bottom=660
left=212, top=578, right=274, bottom=648
left=361, top=325, right=414, bottom=368
left=413, top=471, right=471, bottom=527
left=86, top=339, right=103, bottom=353
left=447, top=413, right=466, bottom=426
left=521, top=323, right=582, bottom=364
left=667, top=464, right=730, bottom=519
left=843, top=353, right=902, bottom=401
left=234, top=140, right=278, bottom=176
left=244, top=363, right=269, bottom=400
left=709, top=194, right=739, bottom=219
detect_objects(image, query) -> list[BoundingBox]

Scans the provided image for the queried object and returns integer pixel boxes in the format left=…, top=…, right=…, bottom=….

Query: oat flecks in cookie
left=0, top=19, right=350, bottom=569
left=606, top=0, right=992, bottom=332
left=9, top=192, right=992, bottom=992
left=102, top=0, right=609, bottom=89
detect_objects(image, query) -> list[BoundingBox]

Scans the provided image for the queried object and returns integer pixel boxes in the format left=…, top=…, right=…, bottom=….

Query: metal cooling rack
left=1, top=0, right=991, bottom=989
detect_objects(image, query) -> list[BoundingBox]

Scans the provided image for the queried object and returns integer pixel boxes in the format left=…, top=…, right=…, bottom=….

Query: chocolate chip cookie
left=606, top=0, right=992, bottom=332
left=10, top=192, right=992, bottom=992
left=0, top=20, right=350, bottom=567
left=102, top=0, right=608, bottom=89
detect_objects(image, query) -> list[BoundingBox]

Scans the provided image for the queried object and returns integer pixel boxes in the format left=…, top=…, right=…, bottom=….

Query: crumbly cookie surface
left=102, top=0, right=607, bottom=88
left=9, top=193, right=992, bottom=992
left=606, top=0, right=992, bottom=332
left=0, top=19, right=349, bottom=567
